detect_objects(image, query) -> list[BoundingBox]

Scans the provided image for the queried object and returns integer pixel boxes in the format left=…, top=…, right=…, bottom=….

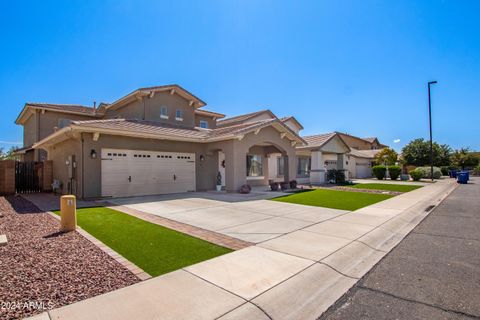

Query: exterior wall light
left=199, top=155, right=205, bottom=162
left=91, top=149, right=97, bottom=159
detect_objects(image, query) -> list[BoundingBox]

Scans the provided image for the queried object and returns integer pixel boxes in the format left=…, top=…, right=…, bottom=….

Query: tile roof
left=280, top=116, right=304, bottom=130
left=216, top=110, right=274, bottom=127
left=300, top=132, right=336, bottom=148
left=68, top=118, right=304, bottom=144
left=362, top=137, right=378, bottom=143
left=26, top=103, right=99, bottom=116
left=72, top=119, right=210, bottom=140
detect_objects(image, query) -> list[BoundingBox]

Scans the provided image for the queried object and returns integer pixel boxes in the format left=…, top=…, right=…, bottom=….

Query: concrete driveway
left=109, top=191, right=349, bottom=243
left=43, top=179, right=458, bottom=320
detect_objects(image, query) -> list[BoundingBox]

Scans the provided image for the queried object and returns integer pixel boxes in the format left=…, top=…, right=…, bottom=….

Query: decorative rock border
left=46, top=211, right=152, bottom=281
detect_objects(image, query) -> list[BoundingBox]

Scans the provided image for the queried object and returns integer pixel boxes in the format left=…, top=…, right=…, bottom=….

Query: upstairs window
left=199, top=120, right=208, bottom=128
left=160, top=106, right=168, bottom=119
left=175, top=109, right=183, bottom=121
left=58, top=118, right=71, bottom=129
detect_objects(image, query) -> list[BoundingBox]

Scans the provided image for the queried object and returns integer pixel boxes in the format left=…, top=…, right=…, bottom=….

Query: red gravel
left=0, top=196, right=139, bottom=320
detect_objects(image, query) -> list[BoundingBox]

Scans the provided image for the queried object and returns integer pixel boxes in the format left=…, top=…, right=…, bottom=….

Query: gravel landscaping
left=0, top=196, right=139, bottom=320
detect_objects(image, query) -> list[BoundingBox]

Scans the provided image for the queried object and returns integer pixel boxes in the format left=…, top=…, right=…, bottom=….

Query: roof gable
left=216, top=110, right=276, bottom=127
left=106, top=84, right=207, bottom=112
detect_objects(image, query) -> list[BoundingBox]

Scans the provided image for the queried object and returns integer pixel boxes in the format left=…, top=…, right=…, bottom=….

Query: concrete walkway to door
left=36, top=179, right=457, bottom=320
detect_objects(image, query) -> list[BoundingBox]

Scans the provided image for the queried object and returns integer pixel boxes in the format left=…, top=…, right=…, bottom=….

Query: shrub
left=280, top=182, right=290, bottom=191
left=289, top=180, right=297, bottom=189
left=416, top=166, right=442, bottom=179
left=388, top=165, right=401, bottom=180
left=409, top=169, right=423, bottom=181
left=326, top=169, right=346, bottom=184
left=440, top=166, right=449, bottom=176
left=372, top=165, right=387, bottom=180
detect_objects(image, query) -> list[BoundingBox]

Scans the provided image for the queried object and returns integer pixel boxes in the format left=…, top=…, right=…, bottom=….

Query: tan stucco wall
left=195, top=115, right=216, bottom=129
left=207, top=126, right=297, bottom=192
left=79, top=133, right=217, bottom=198
left=23, top=112, right=37, bottom=147
left=105, top=91, right=196, bottom=128
left=48, top=138, right=82, bottom=195
left=38, top=111, right=93, bottom=141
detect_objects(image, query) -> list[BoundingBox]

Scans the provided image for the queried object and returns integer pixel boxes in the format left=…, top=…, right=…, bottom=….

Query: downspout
left=81, top=133, right=84, bottom=199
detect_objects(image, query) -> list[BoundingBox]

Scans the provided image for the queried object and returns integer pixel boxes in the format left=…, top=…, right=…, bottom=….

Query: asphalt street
left=320, top=177, right=480, bottom=320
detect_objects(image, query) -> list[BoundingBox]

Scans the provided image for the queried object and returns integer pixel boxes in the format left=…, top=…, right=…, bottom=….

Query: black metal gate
left=15, top=161, right=43, bottom=193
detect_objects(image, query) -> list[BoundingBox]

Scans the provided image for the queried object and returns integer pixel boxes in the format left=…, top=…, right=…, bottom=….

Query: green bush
left=440, top=166, right=449, bottom=176
left=326, top=169, right=346, bottom=184
left=416, top=166, right=442, bottom=179
left=388, top=165, right=401, bottom=180
left=409, top=169, right=423, bottom=181
left=372, top=165, right=387, bottom=180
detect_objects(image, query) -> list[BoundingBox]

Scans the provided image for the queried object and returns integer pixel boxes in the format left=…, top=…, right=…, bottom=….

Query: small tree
left=0, top=146, right=18, bottom=160
left=374, top=148, right=398, bottom=166
left=401, top=138, right=452, bottom=167
left=451, top=148, right=479, bottom=170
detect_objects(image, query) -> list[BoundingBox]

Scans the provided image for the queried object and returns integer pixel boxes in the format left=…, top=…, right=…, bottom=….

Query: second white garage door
left=101, top=148, right=196, bottom=197
left=355, top=163, right=372, bottom=178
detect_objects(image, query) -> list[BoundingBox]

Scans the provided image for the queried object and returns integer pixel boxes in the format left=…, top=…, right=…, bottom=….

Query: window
left=57, top=118, right=71, bottom=129
left=175, top=109, right=183, bottom=121
left=199, top=120, right=208, bottom=129
left=160, top=106, right=168, bottom=119
left=277, top=156, right=285, bottom=176
left=297, top=157, right=311, bottom=177
left=246, top=155, right=263, bottom=177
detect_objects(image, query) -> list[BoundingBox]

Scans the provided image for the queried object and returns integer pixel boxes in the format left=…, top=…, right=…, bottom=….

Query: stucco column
left=337, top=153, right=348, bottom=180
left=310, top=150, right=325, bottom=185
left=224, top=141, right=247, bottom=192
left=283, top=151, right=296, bottom=183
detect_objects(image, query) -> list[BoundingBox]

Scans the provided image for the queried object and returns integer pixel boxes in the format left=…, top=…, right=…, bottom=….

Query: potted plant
left=216, top=171, right=222, bottom=191
left=289, top=180, right=297, bottom=189
left=270, top=182, right=279, bottom=191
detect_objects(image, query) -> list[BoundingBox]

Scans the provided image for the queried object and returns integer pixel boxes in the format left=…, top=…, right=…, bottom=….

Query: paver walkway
left=320, top=177, right=480, bottom=320
left=36, top=179, right=457, bottom=320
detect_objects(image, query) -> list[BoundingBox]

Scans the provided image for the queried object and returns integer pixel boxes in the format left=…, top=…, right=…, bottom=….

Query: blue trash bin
left=462, top=170, right=470, bottom=181
left=457, top=172, right=468, bottom=184
left=450, top=170, right=458, bottom=178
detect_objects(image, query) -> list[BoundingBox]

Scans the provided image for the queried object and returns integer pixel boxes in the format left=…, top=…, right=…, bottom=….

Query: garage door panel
left=101, top=149, right=196, bottom=197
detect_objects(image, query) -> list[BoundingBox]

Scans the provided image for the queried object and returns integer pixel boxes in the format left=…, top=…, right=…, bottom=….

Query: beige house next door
left=101, top=148, right=196, bottom=197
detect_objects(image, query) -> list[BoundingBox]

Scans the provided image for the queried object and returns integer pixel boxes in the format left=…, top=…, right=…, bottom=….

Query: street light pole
left=428, top=81, right=437, bottom=181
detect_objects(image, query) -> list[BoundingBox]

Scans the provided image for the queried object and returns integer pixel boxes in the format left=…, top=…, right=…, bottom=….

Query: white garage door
left=101, top=148, right=196, bottom=197
left=356, top=163, right=371, bottom=178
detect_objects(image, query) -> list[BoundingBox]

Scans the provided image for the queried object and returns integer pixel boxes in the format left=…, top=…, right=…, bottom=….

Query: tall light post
left=428, top=81, right=437, bottom=181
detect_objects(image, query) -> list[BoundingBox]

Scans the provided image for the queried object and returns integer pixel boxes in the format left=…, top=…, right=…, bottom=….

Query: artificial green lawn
left=349, top=183, right=423, bottom=193
left=54, top=207, right=232, bottom=276
left=272, top=189, right=394, bottom=211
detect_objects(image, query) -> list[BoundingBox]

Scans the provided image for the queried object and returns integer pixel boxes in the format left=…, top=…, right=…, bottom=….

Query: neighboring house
left=15, top=84, right=387, bottom=198
left=336, top=132, right=386, bottom=178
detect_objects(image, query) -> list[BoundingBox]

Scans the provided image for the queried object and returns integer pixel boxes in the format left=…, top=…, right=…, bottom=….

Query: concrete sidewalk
left=320, top=177, right=480, bottom=320
left=38, top=179, right=457, bottom=320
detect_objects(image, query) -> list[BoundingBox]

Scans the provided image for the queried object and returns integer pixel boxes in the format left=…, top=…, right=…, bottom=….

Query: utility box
left=60, top=195, right=77, bottom=232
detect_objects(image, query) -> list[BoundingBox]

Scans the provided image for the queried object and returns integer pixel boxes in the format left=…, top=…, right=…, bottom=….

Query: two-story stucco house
left=14, top=84, right=387, bottom=198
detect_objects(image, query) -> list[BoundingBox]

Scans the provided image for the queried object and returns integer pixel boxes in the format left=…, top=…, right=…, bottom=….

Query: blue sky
left=1, top=0, right=479, bottom=151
